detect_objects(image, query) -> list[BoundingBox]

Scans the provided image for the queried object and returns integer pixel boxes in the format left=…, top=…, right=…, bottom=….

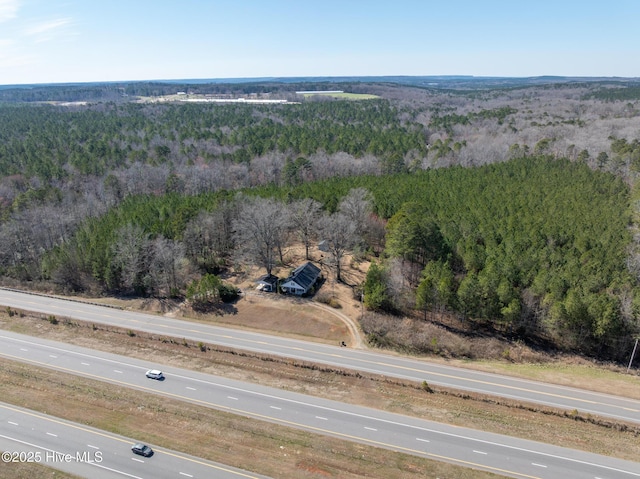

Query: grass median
left=0, top=358, right=503, bottom=479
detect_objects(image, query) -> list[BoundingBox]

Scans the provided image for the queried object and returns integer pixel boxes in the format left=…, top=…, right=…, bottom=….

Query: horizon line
left=2, top=74, right=639, bottom=89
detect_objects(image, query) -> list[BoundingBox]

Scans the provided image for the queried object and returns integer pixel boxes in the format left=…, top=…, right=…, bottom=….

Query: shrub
left=421, top=380, right=434, bottom=393
left=218, top=283, right=239, bottom=303
left=316, top=292, right=342, bottom=308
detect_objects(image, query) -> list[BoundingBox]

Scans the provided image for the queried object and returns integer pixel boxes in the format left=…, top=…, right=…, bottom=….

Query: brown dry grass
left=179, top=292, right=352, bottom=344
left=1, top=461, right=81, bottom=479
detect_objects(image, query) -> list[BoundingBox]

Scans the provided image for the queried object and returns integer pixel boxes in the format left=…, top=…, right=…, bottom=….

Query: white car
left=145, top=369, right=164, bottom=380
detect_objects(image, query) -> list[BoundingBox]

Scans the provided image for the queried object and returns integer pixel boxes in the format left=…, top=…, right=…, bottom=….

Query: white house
left=280, top=262, right=321, bottom=296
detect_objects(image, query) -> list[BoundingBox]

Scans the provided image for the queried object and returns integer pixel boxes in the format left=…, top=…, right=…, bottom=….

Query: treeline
left=0, top=83, right=127, bottom=103
left=0, top=81, right=280, bottom=102
left=587, top=83, right=640, bottom=102
left=0, top=101, right=426, bottom=181
left=0, top=80, right=386, bottom=103
left=429, top=106, right=517, bottom=134
left=26, top=157, right=637, bottom=360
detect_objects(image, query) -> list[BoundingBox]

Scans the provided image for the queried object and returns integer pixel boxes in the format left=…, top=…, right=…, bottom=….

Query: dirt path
left=155, top=288, right=364, bottom=347
left=306, top=300, right=365, bottom=348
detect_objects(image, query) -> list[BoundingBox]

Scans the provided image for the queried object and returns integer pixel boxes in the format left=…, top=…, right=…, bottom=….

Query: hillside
left=1, top=79, right=640, bottom=363
left=15, top=157, right=634, bottom=364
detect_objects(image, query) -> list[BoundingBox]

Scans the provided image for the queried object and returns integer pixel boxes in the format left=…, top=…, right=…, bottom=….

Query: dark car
left=131, top=443, right=154, bottom=457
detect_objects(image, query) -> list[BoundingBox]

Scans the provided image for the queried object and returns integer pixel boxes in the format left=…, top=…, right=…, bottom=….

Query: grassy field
left=1, top=460, right=81, bottom=479
left=2, top=309, right=640, bottom=479
left=461, top=358, right=640, bottom=398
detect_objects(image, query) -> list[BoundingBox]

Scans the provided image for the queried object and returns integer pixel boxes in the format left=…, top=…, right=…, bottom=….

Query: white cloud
left=23, top=17, right=75, bottom=44
left=0, top=0, right=19, bottom=22
left=0, top=0, right=21, bottom=23
left=0, top=0, right=19, bottom=23
left=25, top=17, right=71, bottom=36
left=0, top=38, right=35, bottom=77
left=0, top=52, right=34, bottom=69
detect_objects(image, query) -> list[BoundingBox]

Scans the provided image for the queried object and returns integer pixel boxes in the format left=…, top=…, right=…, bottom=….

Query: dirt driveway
left=162, top=289, right=363, bottom=347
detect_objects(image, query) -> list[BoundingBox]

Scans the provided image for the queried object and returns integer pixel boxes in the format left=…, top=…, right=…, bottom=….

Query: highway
left=0, top=288, right=639, bottom=424
left=0, top=401, right=270, bottom=479
left=1, top=330, right=639, bottom=479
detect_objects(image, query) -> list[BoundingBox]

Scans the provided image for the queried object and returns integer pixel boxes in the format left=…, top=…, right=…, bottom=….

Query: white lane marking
left=131, top=457, right=144, bottom=463
left=179, top=473, right=193, bottom=478
left=46, top=432, right=58, bottom=437
left=473, top=450, right=487, bottom=455
left=364, top=427, right=377, bottom=431
left=6, top=329, right=637, bottom=416
left=114, top=370, right=123, bottom=374
left=8, top=421, right=18, bottom=426
left=315, top=416, right=328, bottom=421
left=49, top=355, right=57, bottom=358
left=0, top=334, right=152, bottom=373
left=270, top=406, right=281, bottom=410
left=0, top=433, right=142, bottom=478
left=87, top=444, right=99, bottom=449
left=532, top=463, right=547, bottom=468
left=186, top=386, right=196, bottom=390
left=89, top=462, right=143, bottom=479
left=2, top=333, right=640, bottom=477
left=81, top=362, right=90, bottom=366
left=227, top=396, right=238, bottom=400
left=416, top=438, right=430, bottom=443
left=20, top=348, right=27, bottom=351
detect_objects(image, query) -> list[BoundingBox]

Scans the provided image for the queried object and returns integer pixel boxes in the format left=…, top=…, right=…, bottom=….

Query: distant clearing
left=301, top=92, right=379, bottom=100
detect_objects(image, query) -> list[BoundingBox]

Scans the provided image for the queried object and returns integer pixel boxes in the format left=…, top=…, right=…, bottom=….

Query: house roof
left=284, top=262, right=321, bottom=290
left=256, top=274, right=279, bottom=285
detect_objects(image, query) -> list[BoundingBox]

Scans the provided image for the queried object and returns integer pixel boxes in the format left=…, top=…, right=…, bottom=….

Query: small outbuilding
left=281, top=262, right=322, bottom=296
left=256, top=274, right=279, bottom=292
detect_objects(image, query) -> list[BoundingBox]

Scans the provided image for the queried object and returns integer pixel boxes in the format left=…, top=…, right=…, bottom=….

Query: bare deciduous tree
left=317, top=212, right=358, bottom=283
left=148, top=236, right=190, bottom=297
left=110, top=223, right=152, bottom=294
left=289, top=198, right=322, bottom=260
left=338, top=187, right=373, bottom=240
left=233, top=196, right=289, bottom=275
left=183, top=202, right=237, bottom=273
left=50, top=243, right=87, bottom=293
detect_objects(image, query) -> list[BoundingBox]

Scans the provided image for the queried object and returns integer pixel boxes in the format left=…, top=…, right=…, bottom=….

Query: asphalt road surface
left=0, top=401, right=271, bottom=479
left=0, top=288, right=639, bottom=425
left=1, top=330, right=639, bottom=479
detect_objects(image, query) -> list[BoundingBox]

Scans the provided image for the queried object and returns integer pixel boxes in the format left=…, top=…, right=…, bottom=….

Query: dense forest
left=0, top=100, right=426, bottom=181
left=1, top=78, right=640, bottom=362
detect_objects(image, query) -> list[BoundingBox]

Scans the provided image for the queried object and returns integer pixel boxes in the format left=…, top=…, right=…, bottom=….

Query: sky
left=1, top=0, right=639, bottom=86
